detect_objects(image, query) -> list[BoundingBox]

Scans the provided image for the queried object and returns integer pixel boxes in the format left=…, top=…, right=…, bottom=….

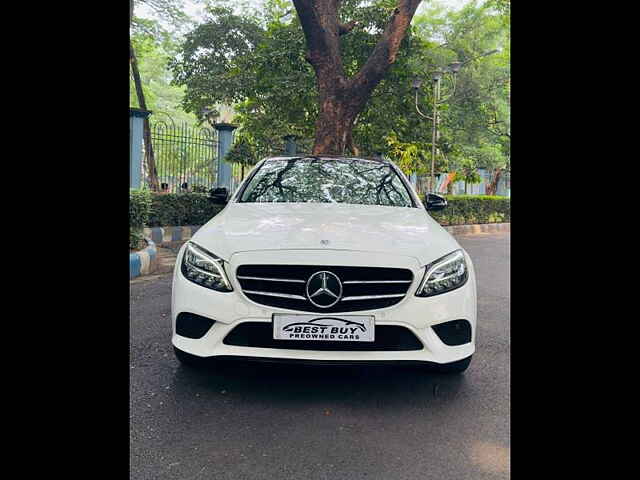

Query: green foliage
left=130, top=0, right=202, bottom=125
left=226, top=135, right=260, bottom=166
left=169, top=0, right=509, bottom=181
left=452, top=157, right=482, bottom=192
left=170, top=5, right=267, bottom=121
left=385, top=134, right=432, bottom=176
left=130, top=19, right=199, bottom=125
left=130, top=189, right=152, bottom=249
left=141, top=192, right=509, bottom=228
left=428, top=194, right=510, bottom=225
left=410, top=1, right=510, bottom=178
left=171, top=0, right=437, bottom=156
left=147, top=193, right=224, bottom=226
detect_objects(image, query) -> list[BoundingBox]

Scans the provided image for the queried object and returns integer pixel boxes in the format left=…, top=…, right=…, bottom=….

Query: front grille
left=224, top=322, right=423, bottom=351
left=236, top=265, right=413, bottom=313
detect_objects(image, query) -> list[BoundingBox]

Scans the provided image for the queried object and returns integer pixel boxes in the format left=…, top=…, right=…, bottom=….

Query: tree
left=171, top=0, right=509, bottom=180
left=412, top=1, right=510, bottom=194
left=131, top=0, right=159, bottom=191
left=130, top=0, right=197, bottom=191
left=129, top=18, right=199, bottom=125
left=474, top=141, right=508, bottom=195
left=172, top=1, right=433, bottom=158
left=225, top=134, right=261, bottom=180
left=385, top=133, right=442, bottom=176
left=291, top=0, right=423, bottom=154
left=452, top=157, right=481, bottom=194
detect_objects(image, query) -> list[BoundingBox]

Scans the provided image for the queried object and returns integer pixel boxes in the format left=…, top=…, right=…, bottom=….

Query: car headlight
left=416, top=249, right=468, bottom=297
left=181, top=242, right=233, bottom=292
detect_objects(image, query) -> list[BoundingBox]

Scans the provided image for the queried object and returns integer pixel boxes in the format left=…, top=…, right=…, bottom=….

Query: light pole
left=412, top=49, right=499, bottom=193
left=412, top=68, right=455, bottom=194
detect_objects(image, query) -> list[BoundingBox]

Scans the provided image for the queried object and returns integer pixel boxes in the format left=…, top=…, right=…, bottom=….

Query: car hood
left=191, top=203, right=460, bottom=266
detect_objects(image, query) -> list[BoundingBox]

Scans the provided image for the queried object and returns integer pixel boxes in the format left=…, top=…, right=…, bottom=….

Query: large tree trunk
left=293, top=0, right=423, bottom=156
left=130, top=0, right=160, bottom=191
left=313, top=96, right=359, bottom=154
left=130, top=46, right=160, bottom=191
left=486, top=169, right=503, bottom=196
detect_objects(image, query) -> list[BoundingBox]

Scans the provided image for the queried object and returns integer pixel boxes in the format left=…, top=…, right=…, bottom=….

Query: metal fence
left=148, top=121, right=218, bottom=193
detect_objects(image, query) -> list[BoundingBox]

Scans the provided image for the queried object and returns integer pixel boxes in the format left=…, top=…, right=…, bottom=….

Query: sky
left=178, top=0, right=474, bottom=23
left=136, top=0, right=479, bottom=39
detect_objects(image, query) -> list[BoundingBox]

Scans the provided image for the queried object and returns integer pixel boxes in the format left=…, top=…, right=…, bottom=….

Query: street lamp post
left=412, top=49, right=499, bottom=193
left=431, top=71, right=442, bottom=194
left=413, top=69, right=453, bottom=194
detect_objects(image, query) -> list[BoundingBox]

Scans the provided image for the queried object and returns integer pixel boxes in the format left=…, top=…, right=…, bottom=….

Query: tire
left=173, top=346, right=209, bottom=368
left=430, top=355, right=472, bottom=374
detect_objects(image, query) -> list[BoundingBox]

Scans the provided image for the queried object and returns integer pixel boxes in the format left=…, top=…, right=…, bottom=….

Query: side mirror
left=425, top=193, right=447, bottom=211
left=209, top=187, right=229, bottom=204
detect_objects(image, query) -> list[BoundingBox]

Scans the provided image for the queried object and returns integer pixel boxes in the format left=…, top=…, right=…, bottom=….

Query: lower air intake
left=175, top=313, right=216, bottom=339
left=223, top=322, right=423, bottom=351
left=432, top=319, right=472, bottom=346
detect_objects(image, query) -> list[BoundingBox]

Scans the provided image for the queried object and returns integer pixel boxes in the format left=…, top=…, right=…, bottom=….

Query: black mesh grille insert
left=223, top=322, right=423, bottom=351
left=432, top=319, right=472, bottom=346
left=175, top=313, right=216, bottom=339
left=236, top=265, right=413, bottom=313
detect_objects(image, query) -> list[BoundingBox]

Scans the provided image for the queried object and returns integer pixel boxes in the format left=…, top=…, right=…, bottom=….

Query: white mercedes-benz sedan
left=171, top=155, right=477, bottom=373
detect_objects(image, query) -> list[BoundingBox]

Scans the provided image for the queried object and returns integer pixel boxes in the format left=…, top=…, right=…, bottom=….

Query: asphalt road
left=130, top=232, right=510, bottom=480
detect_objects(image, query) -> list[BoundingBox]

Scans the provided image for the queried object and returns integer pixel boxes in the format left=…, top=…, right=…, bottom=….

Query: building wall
left=419, top=169, right=510, bottom=197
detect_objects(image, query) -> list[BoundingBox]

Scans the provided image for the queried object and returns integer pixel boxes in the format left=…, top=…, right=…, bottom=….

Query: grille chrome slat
left=237, top=276, right=305, bottom=283
left=342, top=280, right=412, bottom=284
left=236, top=265, right=413, bottom=313
left=242, top=290, right=307, bottom=300
left=341, top=294, right=406, bottom=301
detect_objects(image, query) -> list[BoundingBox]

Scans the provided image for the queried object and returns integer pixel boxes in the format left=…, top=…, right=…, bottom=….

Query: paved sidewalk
left=130, top=247, right=176, bottom=284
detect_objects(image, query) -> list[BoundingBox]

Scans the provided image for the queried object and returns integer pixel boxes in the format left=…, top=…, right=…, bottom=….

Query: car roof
left=263, top=154, right=389, bottom=164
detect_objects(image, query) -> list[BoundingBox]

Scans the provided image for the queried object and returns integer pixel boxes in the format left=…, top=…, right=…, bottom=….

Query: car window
left=238, top=158, right=414, bottom=207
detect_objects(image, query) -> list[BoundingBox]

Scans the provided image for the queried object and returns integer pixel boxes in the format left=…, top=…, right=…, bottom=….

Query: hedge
left=129, top=189, right=152, bottom=249
left=147, top=193, right=224, bottom=227
left=428, top=195, right=510, bottom=226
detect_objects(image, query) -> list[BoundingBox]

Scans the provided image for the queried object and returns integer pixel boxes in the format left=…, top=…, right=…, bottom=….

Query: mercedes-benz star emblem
left=306, top=271, right=343, bottom=308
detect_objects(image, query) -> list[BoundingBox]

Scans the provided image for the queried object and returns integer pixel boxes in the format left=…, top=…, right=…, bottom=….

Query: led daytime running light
left=182, top=242, right=233, bottom=292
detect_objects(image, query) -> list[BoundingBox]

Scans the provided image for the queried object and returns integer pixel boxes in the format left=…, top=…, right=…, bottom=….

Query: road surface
left=130, top=232, right=510, bottom=480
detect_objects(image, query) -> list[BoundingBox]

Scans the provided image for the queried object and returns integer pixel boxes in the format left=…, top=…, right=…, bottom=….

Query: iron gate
left=148, top=121, right=218, bottom=193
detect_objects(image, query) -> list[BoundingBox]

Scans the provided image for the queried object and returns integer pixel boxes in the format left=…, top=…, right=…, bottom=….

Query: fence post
left=130, top=108, right=152, bottom=189
left=214, top=123, right=238, bottom=190
left=283, top=135, right=298, bottom=154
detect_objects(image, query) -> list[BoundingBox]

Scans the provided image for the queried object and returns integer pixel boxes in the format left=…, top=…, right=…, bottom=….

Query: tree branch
left=348, top=0, right=423, bottom=103
left=338, top=20, right=359, bottom=35
left=292, top=0, right=345, bottom=81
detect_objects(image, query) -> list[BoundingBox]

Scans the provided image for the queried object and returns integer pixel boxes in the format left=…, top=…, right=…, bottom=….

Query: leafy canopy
left=170, top=0, right=509, bottom=178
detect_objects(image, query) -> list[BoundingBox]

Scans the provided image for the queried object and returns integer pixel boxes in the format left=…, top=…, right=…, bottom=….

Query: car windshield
left=238, top=157, right=414, bottom=207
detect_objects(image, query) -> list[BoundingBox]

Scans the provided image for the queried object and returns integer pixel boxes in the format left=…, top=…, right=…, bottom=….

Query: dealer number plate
left=272, top=314, right=375, bottom=342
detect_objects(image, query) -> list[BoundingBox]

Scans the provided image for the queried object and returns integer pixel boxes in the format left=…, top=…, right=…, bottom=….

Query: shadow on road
left=169, top=358, right=469, bottom=409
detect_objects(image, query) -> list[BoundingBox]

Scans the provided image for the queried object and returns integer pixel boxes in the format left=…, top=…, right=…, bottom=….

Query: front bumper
left=171, top=246, right=477, bottom=364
